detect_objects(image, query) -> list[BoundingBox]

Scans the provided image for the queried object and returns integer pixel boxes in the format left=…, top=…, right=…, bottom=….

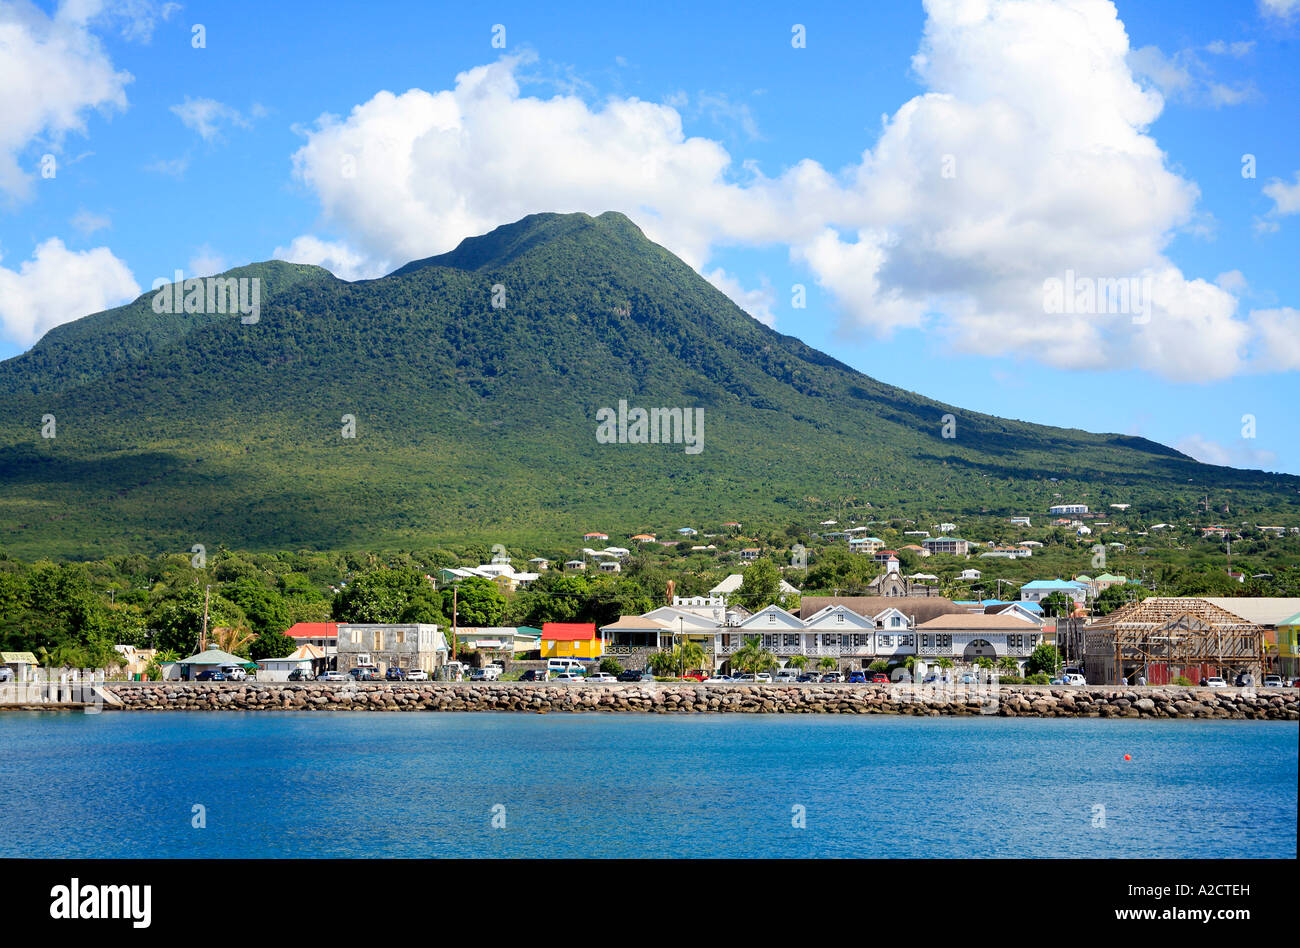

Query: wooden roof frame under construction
left=1084, top=597, right=1267, bottom=679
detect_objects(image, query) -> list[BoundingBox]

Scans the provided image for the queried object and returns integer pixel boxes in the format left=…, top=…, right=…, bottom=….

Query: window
left=396, top=630, right=406, bottom=644
left=768, top=613, right=777, bottom=624
left=351, top=629, right=361, bottom=644
left=891, top=616, right=903, bottom=628
left=880, top=635, right=893, bottom=648
left=783, top=634, right=800, bottom=647
left=835, top=613, right=845, bottom=624
left=373, top=630, right=383, bottom=650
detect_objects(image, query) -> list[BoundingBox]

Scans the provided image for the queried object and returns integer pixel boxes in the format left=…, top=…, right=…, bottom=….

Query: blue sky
left=2, top=0, right=1298, bottom=471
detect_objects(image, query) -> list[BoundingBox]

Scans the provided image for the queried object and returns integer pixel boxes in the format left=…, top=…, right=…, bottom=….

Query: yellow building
left=1279, top=612, right=1299, bottom=678
left=540, top=623, right=604, bottom=660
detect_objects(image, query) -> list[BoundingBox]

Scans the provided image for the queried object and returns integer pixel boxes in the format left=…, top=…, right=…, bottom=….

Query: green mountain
left=1, top=211, right=1295, bottom=558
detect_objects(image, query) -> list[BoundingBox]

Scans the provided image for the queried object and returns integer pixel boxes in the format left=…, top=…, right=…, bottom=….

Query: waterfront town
left=5, top=503, right=1296, bottom=693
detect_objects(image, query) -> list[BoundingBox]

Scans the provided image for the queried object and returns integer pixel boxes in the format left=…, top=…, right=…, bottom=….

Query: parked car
left=386, top=667, right=408, bottom=681
left=1062, top=673, right=1087, bottom=686
left=1292, top=678, right=1300, bottom=688
left=870, top=673, right=889, bottom=684
left=406, top=669, right=429, bottom=681
left=587, top=672, right=618, bottom=683
left=195, top=669, right=226, bottom=681
left=774, top=670, right=800, bottom=683
left=287, top=668, right=311, bottom=681
left=220, top=665, right=248, bottom=681
left=0, top=667, right=13, bottom=682
left=1233, top=672, right=1254, bottom=687
left=469, top=664, right=503, bottom=682
left=316, top=670, right=346, bottom=681
left=1262, top=675, right=1284, bottom=688
left=894, top=672, right=913, bottom=684
left=552, top=671, right=585, bottom=682
left=1204, top=676, right=1228, bottom=688
left=821, top=672, right=843, bottom=683
left=846, top=671, right=866, bottom=683
left=959, top=674, right=977, bottom=684
left=520, top=669, right=548, bottom=682
left=796, top=674, right=817, bottom=682
left=349, top=666, right=381, bottom=681
left=704, top=674, right=733, bottom=682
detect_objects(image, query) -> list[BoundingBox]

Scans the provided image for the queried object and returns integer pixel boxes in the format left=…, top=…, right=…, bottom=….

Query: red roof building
left=285, top=622, right=338, bottom=641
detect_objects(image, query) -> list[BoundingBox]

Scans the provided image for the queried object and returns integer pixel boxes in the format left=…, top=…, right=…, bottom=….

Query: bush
left=599, top=657, right=623, bottom=675
left=1173, top=675, right=1192, bottom=686
left=997, top=675, right=1025, bottom=684
left=1025, top=673, right=1052, bottom=685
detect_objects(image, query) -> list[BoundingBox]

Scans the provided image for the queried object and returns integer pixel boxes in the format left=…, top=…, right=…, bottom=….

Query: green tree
left=1039, top=592, right=1074, bottom=618
left=333, top=568, right=444, bottom=624
left=225, top=578, right=290, bottom=636
left=250, top=629, right=297, bottom=661
left=1026, top=644, right=1061, bottom=676
left=732, top=635, right=778, bottom=678
left=148, top=587, right=245, bottom=656
left=452, top=577, right=508, bottom=627
left=736, top=559, right=781, bottom=612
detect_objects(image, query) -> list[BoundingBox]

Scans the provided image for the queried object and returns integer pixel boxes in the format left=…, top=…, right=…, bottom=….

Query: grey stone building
left=335, top=624, right=448, bottom=675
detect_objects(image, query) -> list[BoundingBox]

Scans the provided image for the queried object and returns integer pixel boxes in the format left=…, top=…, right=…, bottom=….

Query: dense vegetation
left=2, top=514, right=1296, bottom=668
left=0, top=211, right=1295, bottom=560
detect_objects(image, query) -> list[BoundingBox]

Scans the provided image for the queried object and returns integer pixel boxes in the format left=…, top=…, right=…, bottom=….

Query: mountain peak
left=388, top=210, right=650, bottom=277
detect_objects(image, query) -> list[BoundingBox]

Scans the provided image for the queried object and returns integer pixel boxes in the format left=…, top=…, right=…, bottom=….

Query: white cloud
left=170, top=97, right=252, bottom=141
left=0, top=237, right=140, bottom=345
left=1262, top=171, right=1300, bottom=217
left=1127, top=43, right=1255, bottom=106
left=0, top=0, right=132, bottom=200
left=188, top=244, right=226, bottom=277
left=95, top=0, right=182, bottom=43
left=272, top=235, right=386, bottom=282
left=283, top=2, right=1295, bottom=383
left=143, top=154, right=188, bottom=177
left=71, top=207, right=110, bottom=234
left=1259, top=0, right=1299, bottom=19
left=1248, top=307, right=1300, bottom=372
left=1175, top=434, right=1278, bottom=471
left=703, top=268, right=775, bottom=326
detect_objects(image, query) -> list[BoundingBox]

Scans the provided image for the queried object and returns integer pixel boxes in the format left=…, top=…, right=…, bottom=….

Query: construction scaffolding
left=1082, top=598, right=1267, bottom=685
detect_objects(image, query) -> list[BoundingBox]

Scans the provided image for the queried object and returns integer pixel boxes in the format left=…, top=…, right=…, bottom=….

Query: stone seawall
left=101, top=682, right=1300, bottom=719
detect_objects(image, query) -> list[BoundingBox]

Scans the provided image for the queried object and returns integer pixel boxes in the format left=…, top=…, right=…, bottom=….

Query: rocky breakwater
left=102, top=682, right=1300, bottom=718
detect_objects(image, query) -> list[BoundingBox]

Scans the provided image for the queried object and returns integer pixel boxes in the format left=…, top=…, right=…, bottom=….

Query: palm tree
left=647, top=650, right=677, bottom=677
left=789, top=655, right=809, bottom=672
left=674, top=640, right=707, bottom=677
left=734, top=635, right=779, bottom=679
left=211, top=625, right=255, bottom=657
left=998, top=656, right=1018, bottom=676
left=817, top=656, right=837, bottom=672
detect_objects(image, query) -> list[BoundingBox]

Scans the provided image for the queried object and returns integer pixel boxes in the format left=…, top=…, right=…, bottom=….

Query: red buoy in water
left=1123, top=754, right=1131, bottom=761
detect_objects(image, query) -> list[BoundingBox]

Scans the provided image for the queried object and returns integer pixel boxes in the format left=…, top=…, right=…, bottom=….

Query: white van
left=546, top=658, right=585, bottom=674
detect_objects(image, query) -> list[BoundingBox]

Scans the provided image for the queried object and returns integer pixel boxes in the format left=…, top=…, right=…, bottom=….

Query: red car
left=870, top=674, right=890, bottom=684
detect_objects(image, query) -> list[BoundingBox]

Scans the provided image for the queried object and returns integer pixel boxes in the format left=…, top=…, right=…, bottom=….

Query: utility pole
left=452, top=585, right=458, bottom=662
left=200, top=584, right=211, bottom=651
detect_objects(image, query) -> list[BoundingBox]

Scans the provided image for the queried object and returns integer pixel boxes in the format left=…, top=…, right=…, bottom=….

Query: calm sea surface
left=0, top=712, right=1294, bottom=858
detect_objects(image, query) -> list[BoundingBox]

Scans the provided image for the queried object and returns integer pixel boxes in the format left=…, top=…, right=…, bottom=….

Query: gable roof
left=798, top=596, right=965, bottom=626
left=917, top=613, right=1038, bottom=631
left=1198, top=598, right=1300, bottom=627
left=541, top=622, right=598, bottom=641
left=802, top=604, right=877, bottom=629
left=286, top=622, right=338, bottom=639
left=737, top=604, right=804, bottom=629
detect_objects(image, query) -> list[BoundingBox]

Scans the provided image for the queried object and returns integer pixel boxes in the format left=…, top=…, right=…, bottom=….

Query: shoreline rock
left=94, top=682, right=1300, bottom=720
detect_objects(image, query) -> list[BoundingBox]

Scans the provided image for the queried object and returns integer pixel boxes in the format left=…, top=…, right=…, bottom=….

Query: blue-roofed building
left=1019, top=579, right=1089, bottom=605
